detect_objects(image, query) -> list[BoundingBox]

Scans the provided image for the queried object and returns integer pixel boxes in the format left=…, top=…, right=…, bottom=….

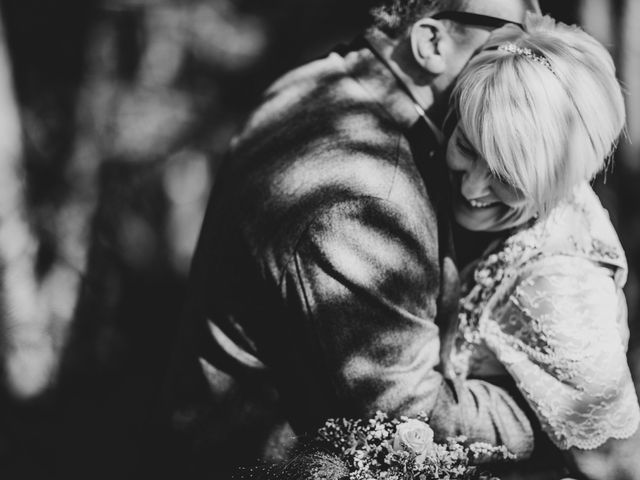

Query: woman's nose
left=460, top=162, right=492, bottom=199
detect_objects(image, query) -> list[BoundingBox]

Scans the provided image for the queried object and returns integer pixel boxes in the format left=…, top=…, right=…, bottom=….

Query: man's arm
left=283, top=196, right=533, bottom=457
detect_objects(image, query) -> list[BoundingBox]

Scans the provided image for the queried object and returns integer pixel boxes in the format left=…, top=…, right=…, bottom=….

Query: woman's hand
left=563, top=424, right=640, bottom=480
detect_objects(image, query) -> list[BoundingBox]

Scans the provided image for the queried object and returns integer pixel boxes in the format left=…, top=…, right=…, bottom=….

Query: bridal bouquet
left=314, top=411, right=514, bottom=480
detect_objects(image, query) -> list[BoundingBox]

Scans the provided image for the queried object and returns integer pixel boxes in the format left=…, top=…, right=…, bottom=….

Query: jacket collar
left=338, top=31, right=444, bottom=144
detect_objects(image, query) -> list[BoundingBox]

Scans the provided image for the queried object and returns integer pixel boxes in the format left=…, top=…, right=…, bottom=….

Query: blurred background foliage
left=0, top=1, right=637, bottom=479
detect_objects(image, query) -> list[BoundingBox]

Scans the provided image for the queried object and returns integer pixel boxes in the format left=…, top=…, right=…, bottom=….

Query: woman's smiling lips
left=465, top=197, right=500, bottom=209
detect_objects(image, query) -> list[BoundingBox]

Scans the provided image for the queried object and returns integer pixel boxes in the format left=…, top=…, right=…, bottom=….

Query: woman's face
left=446, top=124, right=537, bottom=232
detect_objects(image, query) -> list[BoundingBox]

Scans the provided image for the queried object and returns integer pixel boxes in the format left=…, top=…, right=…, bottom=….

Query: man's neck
left=365, top=29, right=446, bottom=130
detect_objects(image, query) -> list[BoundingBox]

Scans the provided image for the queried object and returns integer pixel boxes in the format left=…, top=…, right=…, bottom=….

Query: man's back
left=162, top=42, right=444, bottom=472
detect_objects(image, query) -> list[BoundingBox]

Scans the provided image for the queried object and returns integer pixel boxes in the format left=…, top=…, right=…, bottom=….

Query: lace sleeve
left=481, top=256, right=640, bottom=450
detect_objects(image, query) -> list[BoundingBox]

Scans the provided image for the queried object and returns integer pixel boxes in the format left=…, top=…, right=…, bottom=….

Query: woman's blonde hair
left=451, top=13, right=625, bottom=215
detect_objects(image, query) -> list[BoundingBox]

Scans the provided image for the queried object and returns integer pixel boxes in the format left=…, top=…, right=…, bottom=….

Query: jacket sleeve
left=284, top=196, right=534, bottom=458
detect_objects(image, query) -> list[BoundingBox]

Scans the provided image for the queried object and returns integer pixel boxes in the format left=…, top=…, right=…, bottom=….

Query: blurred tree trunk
left=616, top=0, right=640, bottom=375
left=603, top=0, right=640, bottom=361
left=618, top=0, right=640, bottom=175
left=0, top=7, right=59, bottom=400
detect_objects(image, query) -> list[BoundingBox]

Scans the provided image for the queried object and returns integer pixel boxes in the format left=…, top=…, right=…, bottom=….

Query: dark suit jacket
left=159, top=33, right=534, bottom=477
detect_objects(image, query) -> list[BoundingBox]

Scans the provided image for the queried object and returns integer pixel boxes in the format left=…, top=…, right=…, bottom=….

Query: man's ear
left=410, top=18, right=448, bottom=75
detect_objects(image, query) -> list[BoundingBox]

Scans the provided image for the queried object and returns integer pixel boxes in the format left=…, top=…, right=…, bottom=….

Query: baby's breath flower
left=315, top=412, right=510, bottom=479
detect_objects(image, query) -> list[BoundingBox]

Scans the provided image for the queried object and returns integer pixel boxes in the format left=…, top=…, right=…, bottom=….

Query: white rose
left=392, top=419, right=434, bottom=464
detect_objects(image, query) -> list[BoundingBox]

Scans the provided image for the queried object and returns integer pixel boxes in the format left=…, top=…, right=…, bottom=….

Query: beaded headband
left=498, top=42, right=557, bottom=76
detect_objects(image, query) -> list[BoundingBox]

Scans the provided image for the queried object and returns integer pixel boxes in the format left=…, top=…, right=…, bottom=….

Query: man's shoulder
left=235, top=50, right=400, bottom=151
left=226, top=51, right=426, bottom=215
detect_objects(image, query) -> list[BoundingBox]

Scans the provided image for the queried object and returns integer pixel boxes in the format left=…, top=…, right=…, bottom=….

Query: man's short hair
left=370, top=0, right=467, bottom=38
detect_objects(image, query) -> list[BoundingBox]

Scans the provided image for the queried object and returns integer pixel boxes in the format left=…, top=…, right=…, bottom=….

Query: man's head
left=371, top=0, right=541, bottom=39
left=369, top=0, right=541, bottom=114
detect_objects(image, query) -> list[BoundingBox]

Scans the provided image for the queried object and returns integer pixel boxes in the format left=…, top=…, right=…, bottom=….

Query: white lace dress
left=444, top=183, right=640, bottom=450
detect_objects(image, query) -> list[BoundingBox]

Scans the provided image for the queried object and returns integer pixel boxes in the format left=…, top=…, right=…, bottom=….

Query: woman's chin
left=453, top=204, right=526, bottom=232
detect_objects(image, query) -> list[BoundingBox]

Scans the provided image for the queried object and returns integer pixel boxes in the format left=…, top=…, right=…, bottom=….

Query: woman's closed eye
left=489, top=170, right=510, bottom=185
left=456, top=137, right=476, bottom=157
